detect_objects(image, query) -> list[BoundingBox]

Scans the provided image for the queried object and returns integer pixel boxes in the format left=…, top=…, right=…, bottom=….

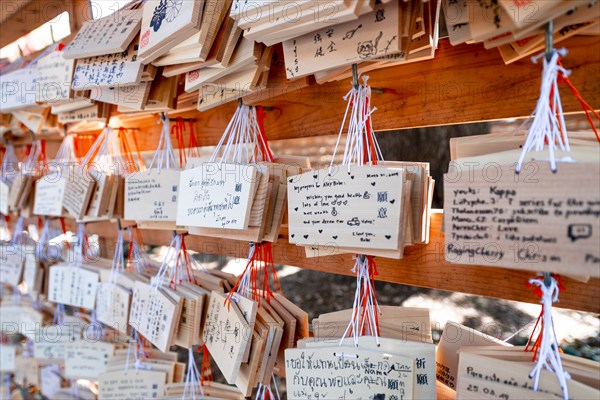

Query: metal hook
left=545, top=20, right=554, bottom=62
left=543, top=272, right=552, bottom=287
left=351, top=64, right=359, bottom=89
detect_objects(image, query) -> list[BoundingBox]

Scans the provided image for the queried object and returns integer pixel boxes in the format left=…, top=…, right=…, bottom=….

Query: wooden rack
left=3, top=3, right=600, bottom=314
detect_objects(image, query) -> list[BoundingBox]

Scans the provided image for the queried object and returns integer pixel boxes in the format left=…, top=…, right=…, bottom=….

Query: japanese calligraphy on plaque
left=282, top=1, right=401, bottom=78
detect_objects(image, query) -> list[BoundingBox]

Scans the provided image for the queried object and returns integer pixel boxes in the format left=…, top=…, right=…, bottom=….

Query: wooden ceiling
left=0, top=0, right=90, bottom=48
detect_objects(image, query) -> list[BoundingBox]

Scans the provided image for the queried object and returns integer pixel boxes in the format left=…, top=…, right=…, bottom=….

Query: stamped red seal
left=140, top=29, right=151, bottom=48
left=188, top=70, right=200, bottom=82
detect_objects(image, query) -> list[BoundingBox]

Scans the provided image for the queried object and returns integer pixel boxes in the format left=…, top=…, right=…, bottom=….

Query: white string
left=109, top=229, right=125, bottom=284
left=127, top=227, right=152, bottom=274
left=329, top=75, right=382, bottom=174
left=235, top=244, right=256, bottom=300
left=22, top=140, right=42, bottom=175
left=528, top=276, right=570, bottom=400
left=54, top=135, right=77, bottom=164
left=10, top=216, right=26, bottom=245
left=516, top=49, right=570, bottom=173
left=339, top=255, right=380, bottom=347
left=182, top=347, right=205, bottom=400
left=148, top=114, right=176, bottom=171
left=124, top=330, right=152, bottom=372
left=150, top=234, right=180, bottom=289
left=210, top=104, right=273, bottom=164
left=1, top=143, right=19, bottom=186
left=80, top=127, right=129, bottom=176
left=71, top=223, right=87, bottom=268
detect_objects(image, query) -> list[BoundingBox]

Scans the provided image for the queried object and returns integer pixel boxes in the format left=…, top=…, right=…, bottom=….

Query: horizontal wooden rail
left=92, top=35, right=600, bottom=152
left=64, top=212, right=600, bottom=314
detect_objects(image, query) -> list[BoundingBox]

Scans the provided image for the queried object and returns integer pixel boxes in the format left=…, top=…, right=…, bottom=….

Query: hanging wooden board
left=0, top=252, right=23, bottom=287
left=35, top=50, right=75, bottom=104
left=176, top=163, right=258, bottom=229
left=0, top=345, right=16, bottom=372
left=64, top=340, right=116, bottom=379
left=137, top=0, right=203, bottom=63
left=285, top=345, right=414, bottom=399
left=63, top=8, right=143, bottom=59
left=33, top=177, right=67, bottom=216
left=287, top=165, right=405, bottom=250
left=444, top=158, right=600, bottom=278
left=125, top=169, right=181, bottom=222
left=128, top=281, right=182, bottom=352
left=72, top=39, right=145, bottom=89
left=47, top=265, right=100, bottom=309
left=98, top=369, right=167, bottom=399
left=63, top=170, right=96, bottom=220
left=282, top=0, right=402, bottom=78
left=203, top=291, right=255, bottom=384
left=96, top=282, right=131, bottom=331
left=0, top=67, right=37, bottom=112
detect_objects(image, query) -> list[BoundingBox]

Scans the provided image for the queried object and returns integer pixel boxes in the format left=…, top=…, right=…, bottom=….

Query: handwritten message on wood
left=72, top=39, right=144, bottom=89
left=285, top=346, right=414, bottom=400
left=98, top=369, right=166, bottom=400
left=282, top=1, right=400, bottom=78
left=125, top=169, right=180, bottom=221
left=33, top=177, right=67, bottom=216
left=23, top=253, right=40, bottom=293
left=65, top=340, right=116, bottom=379
left=288, top=166, right=404, bottom=250
left=0, top=304, right=44, bottom=340
left=203, top=291, right=254, bottom=383
left=0, top=345, right=16, bottom=372
left=0, top=253, right=23, bottom=286
left=129, top=281, right=180, bottom=352
left=63, top=8, right=142, bottom=59
left=63, top=170, right=95, bottom=219
left=96, top=282, right=131, bottom=330
left=444, top=161, right=600, bottom=277
left=35, top=50, right=75, bottom=103
left=0, top=67, right=37, bottom=112
left=177, top=163, right=258, bottom=229
left=48, top=265, right=100, bottom=309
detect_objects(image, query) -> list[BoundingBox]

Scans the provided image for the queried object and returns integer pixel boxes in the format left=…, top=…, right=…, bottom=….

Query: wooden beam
left=0, top=0, right=67, bottom=48
left=103, top=36, right=600, bottom=152
left=64, top=212, right=600, bottom=313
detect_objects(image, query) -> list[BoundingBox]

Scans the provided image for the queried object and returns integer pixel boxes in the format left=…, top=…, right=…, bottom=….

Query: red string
left=118, top=128, right=139, bottom=174
left=59, top=217, right=70, bottom=250
left=129, top=129, right=145, bottom=170
left=187, top=120, right=200, bottom=159
left=557, top=59, right=600, bottom=142
left=256, top=106, right=274, bottom=162
left=524, top=274, right=565, bottom=361
left=198, top=344, right=213, bottom=384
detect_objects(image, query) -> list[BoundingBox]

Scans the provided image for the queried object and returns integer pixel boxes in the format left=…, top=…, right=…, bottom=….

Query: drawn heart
left=390, top=199, right=396, bottom=204
left=318, top=229, right=323, bottom=233
left=385, top=235, right=391, bottom=240
left=351, top=175, right=355, bottom=179
left=333, top=236, right=338, bottom=239
left=291, top=234, right=295, bottom=238
left=294, top=207, right=299, bottom=211
left=371, top=182, right=376, bottom=186
left=303, top=234, right=309, bottom=239
left=313, top=174, right=318, bottom=179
